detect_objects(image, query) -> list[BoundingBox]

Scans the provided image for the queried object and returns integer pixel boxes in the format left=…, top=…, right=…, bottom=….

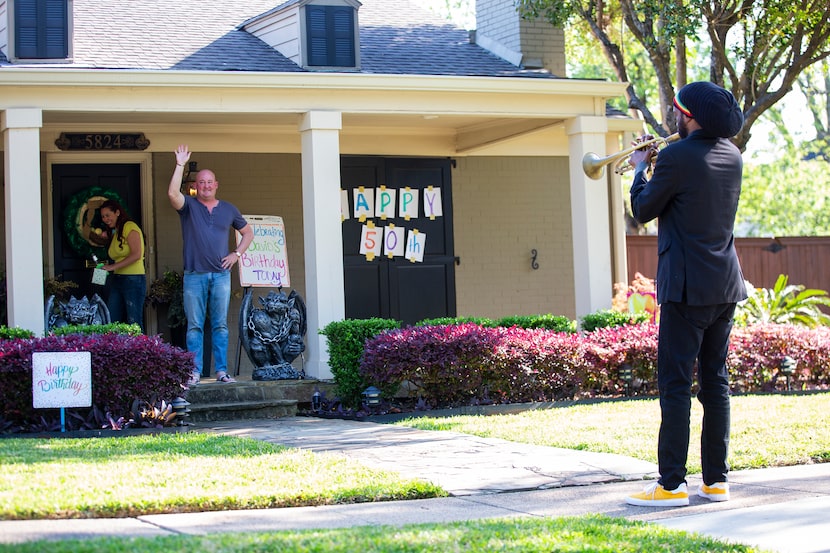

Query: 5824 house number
left=55, top=132, right=150, bottom=151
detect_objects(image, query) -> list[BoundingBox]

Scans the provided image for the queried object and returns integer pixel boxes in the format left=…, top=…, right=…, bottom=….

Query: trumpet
left=582, top=132, right=680, bottom=180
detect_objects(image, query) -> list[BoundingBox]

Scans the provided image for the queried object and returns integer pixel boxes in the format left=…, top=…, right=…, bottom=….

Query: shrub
left=360, top=323, right=584, bottom=407
left=50, top=322, right=142, bottom=336
left=727, top=323, right=830, bottom=392
left=735, top=274, right=830, bottom=327
left=580, top=324, right=659, bottom=395
left=580, top=309, right=651, bottom=332
left=494, top=314, right=577, bottom=333
left=415, top=316, right=496, bottom=327
left=1, top=333, right=195, bottom=430
left=0, top=326, right=35, bottom=340
left=319, top=318, right=401, bottom=409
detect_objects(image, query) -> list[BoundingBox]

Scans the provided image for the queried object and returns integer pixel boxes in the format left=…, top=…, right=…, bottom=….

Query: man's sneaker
left=187, top=373, right=200, bottom=387
left=215, top=372, right=236, bottom=383
left=626, top=482, right=689, bottom=507
left=698, top=482, right=730, bottom=502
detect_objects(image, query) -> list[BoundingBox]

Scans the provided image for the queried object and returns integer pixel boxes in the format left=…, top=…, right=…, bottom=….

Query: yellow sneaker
left=698, top=482, right=730, bottom=502
left=626, top=482, right=689, bottom=507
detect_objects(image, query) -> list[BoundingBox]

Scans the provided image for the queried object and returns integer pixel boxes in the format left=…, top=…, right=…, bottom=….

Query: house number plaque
left=55, top=132, right=150, bottom=151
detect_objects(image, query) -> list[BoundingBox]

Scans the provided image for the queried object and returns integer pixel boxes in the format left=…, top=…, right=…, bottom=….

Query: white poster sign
left=237, top=215, right=291, bottom=287
left=32, top=352, right=92, bottom=409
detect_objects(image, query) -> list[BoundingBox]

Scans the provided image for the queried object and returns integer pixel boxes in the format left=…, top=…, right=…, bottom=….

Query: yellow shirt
left=108, top=221, right=145, bottom=275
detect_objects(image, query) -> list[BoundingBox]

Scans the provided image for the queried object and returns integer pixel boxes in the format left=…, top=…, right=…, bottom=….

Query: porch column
left=299, top=111, right=344, bottom=380
left=2, top=108, right=45, bottom=335
left=565, top=116, right=613, bottom=322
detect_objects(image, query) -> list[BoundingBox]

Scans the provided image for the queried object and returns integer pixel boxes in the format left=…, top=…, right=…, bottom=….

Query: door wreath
left=63, top=186, right=127, bottom=260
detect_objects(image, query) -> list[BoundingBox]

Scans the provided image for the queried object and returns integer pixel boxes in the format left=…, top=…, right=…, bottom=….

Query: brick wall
left=452, top=156, right=576, bottom=319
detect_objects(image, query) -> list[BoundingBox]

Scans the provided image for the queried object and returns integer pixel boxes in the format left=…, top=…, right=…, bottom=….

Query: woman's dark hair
left=99, top=199, right=133, bottom=249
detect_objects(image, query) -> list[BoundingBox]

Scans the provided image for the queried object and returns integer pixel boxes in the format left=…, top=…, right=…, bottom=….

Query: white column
left=565, top=116, right=613, bottom=322
left=299, top=111, right=344, bottom=380
left=606, top=132, right=629, bottom=290
left=2, top=108, right=45, bottom=335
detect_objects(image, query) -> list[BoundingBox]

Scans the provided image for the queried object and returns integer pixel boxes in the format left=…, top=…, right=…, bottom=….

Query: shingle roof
left=0, top=0, right=552, bottom=78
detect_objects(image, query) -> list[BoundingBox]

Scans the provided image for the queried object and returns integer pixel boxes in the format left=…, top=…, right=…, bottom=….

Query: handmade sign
left=237, top=215, right=291, bottom=287
left=32, top=352, right=92, bottom=409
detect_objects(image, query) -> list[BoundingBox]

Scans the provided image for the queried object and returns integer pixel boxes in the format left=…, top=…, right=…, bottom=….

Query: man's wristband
left=233, top=251, right=241, bottom=258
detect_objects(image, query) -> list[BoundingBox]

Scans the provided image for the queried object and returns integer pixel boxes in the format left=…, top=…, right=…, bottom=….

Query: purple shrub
left=1, top=333, right=195, bottom=428
left=727, top=323, right=830, bottom=391
left=581, top=324, right=659, bottom=394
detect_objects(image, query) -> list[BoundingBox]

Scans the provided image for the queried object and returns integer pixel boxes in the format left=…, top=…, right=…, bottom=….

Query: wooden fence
left=626, top=235, right=830, bottom=292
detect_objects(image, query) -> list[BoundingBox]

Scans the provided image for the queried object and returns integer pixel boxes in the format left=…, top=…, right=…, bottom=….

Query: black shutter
left=14, top=0, right=68, bottom=59
left=306, top=5, right=355, bottom=67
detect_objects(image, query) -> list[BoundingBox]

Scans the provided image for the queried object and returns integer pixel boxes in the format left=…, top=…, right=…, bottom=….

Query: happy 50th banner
left=342, top=186, right=442, bottom=262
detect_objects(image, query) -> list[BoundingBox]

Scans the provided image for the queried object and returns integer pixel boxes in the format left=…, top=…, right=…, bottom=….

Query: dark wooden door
left=51, top=164, right=142, bottom=300
left=341, top=157, right=456, bottom=325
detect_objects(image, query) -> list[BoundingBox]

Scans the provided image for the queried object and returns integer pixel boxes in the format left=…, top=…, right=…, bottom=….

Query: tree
left=516, top=0, right=830, bottom=152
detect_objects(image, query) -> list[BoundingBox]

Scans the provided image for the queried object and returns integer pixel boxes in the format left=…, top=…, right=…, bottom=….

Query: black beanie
left=673, top=81, right=744, bottom=138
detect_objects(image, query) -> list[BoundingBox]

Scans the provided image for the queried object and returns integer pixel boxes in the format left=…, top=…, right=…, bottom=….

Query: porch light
left=182, top=161, right=198, bottom=196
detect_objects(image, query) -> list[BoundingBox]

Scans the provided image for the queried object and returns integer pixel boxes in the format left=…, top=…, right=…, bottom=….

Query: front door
left=341, top=157, right=456, bottom=325
left=51, top=164, right=142, bottom=300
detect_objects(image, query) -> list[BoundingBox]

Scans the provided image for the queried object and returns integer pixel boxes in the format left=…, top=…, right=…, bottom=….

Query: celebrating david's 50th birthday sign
left=236, top=215, right=291, bottom=288
left=342, top=186, right=442, bottom=262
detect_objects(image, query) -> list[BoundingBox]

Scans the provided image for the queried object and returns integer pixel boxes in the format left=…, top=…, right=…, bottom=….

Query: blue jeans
left=183, top=271, right=231, bottom=377
left=107, top=274, right=146, bottom=332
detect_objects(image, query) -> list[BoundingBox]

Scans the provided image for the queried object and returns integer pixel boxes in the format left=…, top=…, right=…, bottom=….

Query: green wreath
left=62, top=186, right=127, bottom=260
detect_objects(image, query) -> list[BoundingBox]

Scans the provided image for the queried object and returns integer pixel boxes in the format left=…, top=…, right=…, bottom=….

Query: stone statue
left=239, top=289, right=307, bottom=380
left=45, top=294, right=111, bottom=331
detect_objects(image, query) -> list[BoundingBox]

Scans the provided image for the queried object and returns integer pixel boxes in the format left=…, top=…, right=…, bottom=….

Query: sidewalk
left=1, top=417, right=829, bottom=553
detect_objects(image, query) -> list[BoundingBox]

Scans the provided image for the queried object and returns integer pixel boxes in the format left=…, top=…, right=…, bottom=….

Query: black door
left=51, top=164, right=142, bottom=300
left=341, top=157, right=456, bottom=325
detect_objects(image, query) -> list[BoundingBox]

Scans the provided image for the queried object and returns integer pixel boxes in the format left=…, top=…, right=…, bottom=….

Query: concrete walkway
left=2, top=417, right=829, bottom=553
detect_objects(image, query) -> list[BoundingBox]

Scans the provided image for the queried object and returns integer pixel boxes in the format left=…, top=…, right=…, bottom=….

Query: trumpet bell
left=582, top=152, right=610, bottom=180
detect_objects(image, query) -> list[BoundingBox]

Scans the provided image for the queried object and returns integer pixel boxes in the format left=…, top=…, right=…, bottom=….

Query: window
left=14, top=0, right=69, bottom=59
left=306, top=4, right=355, bottom=67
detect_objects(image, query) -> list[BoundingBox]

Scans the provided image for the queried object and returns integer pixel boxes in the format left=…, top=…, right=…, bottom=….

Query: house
left=0, top=0, right=640, bottom=379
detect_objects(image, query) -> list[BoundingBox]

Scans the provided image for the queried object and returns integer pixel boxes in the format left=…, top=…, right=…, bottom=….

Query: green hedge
left=319, top=318, right=402, bottom=409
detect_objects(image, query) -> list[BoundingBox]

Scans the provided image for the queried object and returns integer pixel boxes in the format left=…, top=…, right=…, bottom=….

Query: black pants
left=657, top=301, right=736, bottom=490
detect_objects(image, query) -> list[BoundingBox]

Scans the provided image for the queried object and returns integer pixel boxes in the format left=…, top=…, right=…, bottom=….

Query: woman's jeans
left=183, top=270, right=231, bottom=377
left=107, top=274, right=146, bottom=331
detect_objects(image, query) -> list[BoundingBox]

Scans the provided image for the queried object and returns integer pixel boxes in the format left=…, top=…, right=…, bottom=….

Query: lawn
left=393, top=393, right=830, bottom=474
left=2, top=394, right=816, bottom=552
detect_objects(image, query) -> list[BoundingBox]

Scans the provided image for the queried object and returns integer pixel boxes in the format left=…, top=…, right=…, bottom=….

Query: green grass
left=0, top=432, right=444, bottom=520
left=0, top=515, right=771, bottom=553
left=393, top=393, right=830, bottom=473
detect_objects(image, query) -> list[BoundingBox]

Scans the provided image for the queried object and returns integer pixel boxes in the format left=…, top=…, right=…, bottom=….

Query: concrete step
left=181, top=379, right=335, bottom=423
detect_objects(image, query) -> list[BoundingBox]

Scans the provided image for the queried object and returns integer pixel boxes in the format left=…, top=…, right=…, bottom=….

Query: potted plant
left=146, top=270, right=186, bottom=346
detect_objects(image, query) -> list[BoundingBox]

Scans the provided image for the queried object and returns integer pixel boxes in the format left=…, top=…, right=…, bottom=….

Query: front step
left=182, top=379, right=335, bottom=423
left=188, top=399, right=298, bottom=422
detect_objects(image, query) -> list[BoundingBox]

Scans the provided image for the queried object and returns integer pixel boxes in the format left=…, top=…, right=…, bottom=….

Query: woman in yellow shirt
left=100, top=199, right=146, bottom=331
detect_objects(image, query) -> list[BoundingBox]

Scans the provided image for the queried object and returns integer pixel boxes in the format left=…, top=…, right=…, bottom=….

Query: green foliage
left=416, top=315, right=577, bottom=332
left=146, top=270, right=186, bottom=328
left=0, top=326, right=34, bottom=340
left=735, top=274, right=830, bottom=327
left=416, top=316, right=496, bottom=327
left=50, top=322, right=142, bottom=336
left=738, top=158, right=830, bottom=236
left=580, top=309, right=650, bottom=332
left=319, top=318, right=401, bottom=409
left=494, top=314, right=577, bottom=332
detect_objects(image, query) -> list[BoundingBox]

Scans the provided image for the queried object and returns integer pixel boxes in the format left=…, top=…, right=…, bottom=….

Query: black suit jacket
left=630, top=130, right=747, bottom=306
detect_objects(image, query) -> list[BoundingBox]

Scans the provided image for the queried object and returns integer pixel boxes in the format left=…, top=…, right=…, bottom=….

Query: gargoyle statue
left=239, top=289, right=307, bottom=380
